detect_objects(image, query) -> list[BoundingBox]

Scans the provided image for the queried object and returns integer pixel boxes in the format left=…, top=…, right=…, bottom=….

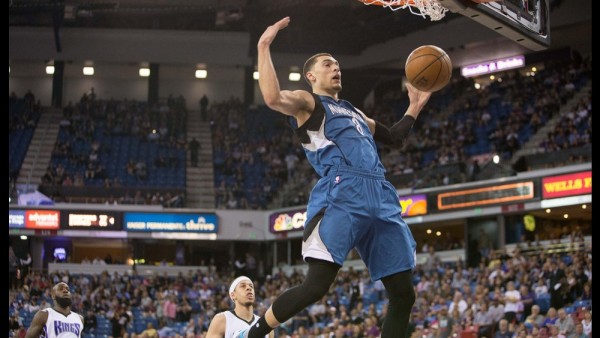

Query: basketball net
left=358, top=0, right=449, bottom=21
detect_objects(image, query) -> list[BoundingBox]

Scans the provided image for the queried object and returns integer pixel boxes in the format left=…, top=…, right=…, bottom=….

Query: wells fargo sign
left=542, top=171, right=592, bottom=199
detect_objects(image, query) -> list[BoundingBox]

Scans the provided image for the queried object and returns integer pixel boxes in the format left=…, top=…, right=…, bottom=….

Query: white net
left=359, top=0, right=449, bottom=21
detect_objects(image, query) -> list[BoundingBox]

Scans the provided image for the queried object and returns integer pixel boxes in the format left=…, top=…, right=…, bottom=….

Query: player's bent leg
left=271, top=258, right=340, bottom=323
left=247, top=258, right=340, bottom=338
left=381, top=269, right=416, bottom=338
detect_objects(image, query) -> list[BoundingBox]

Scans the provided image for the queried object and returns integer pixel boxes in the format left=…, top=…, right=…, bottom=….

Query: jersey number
left=352, top=117, right=365, bottom=135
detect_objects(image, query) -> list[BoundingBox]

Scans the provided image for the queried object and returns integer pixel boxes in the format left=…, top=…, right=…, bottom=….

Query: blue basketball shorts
left=302, top=165, right=417, bottom=281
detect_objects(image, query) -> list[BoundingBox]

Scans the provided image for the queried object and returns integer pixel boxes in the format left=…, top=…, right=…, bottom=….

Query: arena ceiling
left=7, top=0, right=478, bottom=56
left=9, top=0, right=591, bottom=69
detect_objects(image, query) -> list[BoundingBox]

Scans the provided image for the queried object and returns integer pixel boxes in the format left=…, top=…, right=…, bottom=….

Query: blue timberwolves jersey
left=293, top=93, right=417, bottom=278
left=291, top=93, right=386, bottom=176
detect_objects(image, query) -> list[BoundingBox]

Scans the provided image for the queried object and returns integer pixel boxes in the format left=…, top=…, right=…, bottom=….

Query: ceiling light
left=288, top=72, right=301, bottom=81
left=83, top=66, right=94, bottom=76
left=289, top=66, right=301, bottom=82
left=195, top=69, right=207, bottom=79
left=139, top=67, right=150, bottom=77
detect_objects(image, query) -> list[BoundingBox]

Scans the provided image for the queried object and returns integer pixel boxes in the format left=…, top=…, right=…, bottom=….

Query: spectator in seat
left=494, top=319, right=514, bottom=338
left=138, top=322, right=159, bottom=338
left=83, top=309, right=97, bottom=334
left=554, top=308, right=576, bottom=338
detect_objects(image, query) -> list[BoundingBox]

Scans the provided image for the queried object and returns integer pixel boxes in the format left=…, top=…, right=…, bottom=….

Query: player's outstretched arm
left=257, top=17, right=313, bottom=118
left=25, top=310, right=49, bottom=338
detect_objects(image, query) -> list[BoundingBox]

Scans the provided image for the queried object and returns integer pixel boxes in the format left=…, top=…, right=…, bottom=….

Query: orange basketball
left=405, top=45, right=452, bottom=92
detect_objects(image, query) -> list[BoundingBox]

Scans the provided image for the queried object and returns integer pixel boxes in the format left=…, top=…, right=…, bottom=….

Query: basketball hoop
left=357, top=0, right=449, bottom=21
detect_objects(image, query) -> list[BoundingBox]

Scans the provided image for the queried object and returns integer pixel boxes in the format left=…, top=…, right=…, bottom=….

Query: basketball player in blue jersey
left=25, top=282, right=84, bottom=338
left=235, top=17, right=432, bottom=338
left=207, top=276, right=273, bottom=338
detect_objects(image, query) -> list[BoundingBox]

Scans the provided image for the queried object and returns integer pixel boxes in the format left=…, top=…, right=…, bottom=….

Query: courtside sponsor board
left=124, top=212, right=218, bottom=233
left=541, top=171, right=591, bottom=199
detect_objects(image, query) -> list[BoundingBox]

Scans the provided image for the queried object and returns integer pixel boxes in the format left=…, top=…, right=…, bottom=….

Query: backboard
left=438, top=0, right=550, bottom=51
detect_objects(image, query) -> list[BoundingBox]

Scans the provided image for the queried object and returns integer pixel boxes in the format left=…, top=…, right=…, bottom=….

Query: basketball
left=405, top=45, right=452, bottom=92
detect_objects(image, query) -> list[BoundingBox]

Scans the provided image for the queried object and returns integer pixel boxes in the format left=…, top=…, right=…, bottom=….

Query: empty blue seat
left=535, top=293, right=551, bottom=314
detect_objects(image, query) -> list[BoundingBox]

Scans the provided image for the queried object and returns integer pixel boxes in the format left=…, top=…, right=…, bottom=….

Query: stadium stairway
left=16, top=107, right=62, bottom=190
left=510, top=80, right=592, bottom=167
left=184, top=110, right=215, bottom=208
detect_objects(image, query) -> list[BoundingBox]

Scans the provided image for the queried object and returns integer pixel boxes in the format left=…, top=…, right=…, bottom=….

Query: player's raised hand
left=406, top=82, right=431, bottom=111
left=258, top=17, right=291, bottom=48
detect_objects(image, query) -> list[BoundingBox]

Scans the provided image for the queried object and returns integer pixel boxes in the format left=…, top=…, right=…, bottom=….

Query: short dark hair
left=303, top=53, right=332, bottom=86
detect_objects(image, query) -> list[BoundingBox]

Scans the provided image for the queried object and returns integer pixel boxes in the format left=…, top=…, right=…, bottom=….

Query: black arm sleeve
left=374, top=115, right=416, bottom=147
left=390, top=115, right=416, bottom=144
left=374, top=120, right=394, bottom=145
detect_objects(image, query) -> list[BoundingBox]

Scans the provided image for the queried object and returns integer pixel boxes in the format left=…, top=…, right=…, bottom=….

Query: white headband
left=229, top=276, right=252, bottom=298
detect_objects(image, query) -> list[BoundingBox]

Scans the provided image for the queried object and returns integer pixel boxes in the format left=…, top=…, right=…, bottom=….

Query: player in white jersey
left=25, top=282, right=84, bottom=338
left=205, top=276, right=273, bottom=338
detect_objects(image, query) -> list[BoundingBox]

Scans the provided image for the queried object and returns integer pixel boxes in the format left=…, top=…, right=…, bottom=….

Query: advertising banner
left=399, top=194, right=428, bottom=217
left=9, top=209, right=60, bottom=229
left=124, top=212, right=218, bottom=233
left=542, top=171, right=592, bottom=199
left=269, top=208, right=306, bottom=234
